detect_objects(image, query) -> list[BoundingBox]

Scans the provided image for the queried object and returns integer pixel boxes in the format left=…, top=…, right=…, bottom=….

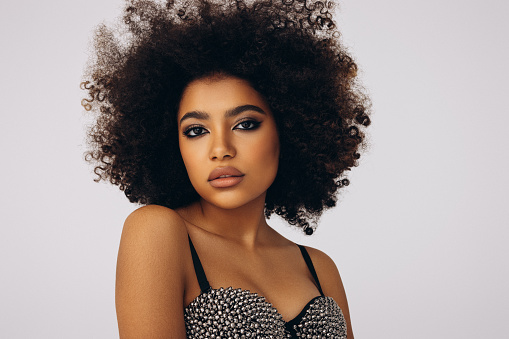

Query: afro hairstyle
left=82, top=0, right=370, bottom=233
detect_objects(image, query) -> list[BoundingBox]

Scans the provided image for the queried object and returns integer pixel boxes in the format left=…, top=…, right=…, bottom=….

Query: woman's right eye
left=184, top=126, right=207, bottom=138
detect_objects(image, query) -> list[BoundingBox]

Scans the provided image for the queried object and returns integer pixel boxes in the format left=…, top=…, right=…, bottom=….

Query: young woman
left=82, top=0, right=370, bottom=337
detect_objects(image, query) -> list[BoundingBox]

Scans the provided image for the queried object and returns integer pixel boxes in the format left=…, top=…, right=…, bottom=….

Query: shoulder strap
left=297, top=245, right=324, bottom=296
left=188, top=235, right=211, bottom=293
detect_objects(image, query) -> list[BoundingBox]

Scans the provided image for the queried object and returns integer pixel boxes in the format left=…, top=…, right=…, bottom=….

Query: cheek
left=179, top=141, right=199, bottom=179
left=252, top=132, right=280, bottom=171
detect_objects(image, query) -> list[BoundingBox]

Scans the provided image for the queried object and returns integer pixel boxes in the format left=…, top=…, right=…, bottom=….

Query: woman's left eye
left=234, top=120, right=261, bottom=130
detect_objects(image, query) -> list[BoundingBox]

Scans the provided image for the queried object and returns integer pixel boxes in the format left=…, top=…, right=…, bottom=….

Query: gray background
left=1, top=0, right=508, bottom=337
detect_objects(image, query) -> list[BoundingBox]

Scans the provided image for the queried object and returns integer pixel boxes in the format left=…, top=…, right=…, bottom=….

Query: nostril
left=209, top=142, right=235, bottom=160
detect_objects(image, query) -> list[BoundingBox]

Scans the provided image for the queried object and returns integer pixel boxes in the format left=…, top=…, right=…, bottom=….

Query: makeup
left=208, top=166, right=245, bottom=188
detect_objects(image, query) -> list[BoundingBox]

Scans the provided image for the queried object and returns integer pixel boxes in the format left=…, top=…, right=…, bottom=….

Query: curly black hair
left=82, top=0, right=370, bottom=233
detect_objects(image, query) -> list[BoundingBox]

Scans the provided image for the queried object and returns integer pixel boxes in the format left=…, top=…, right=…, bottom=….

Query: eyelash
left=234, top=119, right=261, bottom=131
left=183, top=119, right=261, bottom=138
left=183, top=125, right=207, bottom=138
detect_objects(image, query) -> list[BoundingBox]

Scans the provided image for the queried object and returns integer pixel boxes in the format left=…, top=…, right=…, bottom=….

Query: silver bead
left=185, top=289, right=346, bottom=338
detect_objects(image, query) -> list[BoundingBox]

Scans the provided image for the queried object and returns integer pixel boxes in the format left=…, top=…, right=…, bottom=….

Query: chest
left=184, top=243, right=320, bottom=320
left=183, top=236, right=347, bottom=338
left=184, top=288, right=347, bottom=338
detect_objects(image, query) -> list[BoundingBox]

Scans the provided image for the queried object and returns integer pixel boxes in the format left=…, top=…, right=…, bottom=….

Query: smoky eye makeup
left=234, top=118, right=262, bottom=130
left=179, top=108, right=267, bottom=138
left=182, top=124, right=208, bottom=138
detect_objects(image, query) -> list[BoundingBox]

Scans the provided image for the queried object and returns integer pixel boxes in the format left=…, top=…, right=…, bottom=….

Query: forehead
left=177, top=76, right=272, bottom=118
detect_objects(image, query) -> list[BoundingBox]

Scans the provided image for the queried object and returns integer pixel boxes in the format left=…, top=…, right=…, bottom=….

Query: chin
left=200, top=190, right=267, bottom=210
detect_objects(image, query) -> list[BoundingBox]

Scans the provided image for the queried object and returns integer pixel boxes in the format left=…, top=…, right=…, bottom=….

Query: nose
left=209, top=131, right=236, bottom=160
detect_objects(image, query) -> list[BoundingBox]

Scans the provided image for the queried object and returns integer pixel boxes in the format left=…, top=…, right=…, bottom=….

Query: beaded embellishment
left=184, top=287, right=347, bottom=338
left=291, top=296, right=347, bottom=338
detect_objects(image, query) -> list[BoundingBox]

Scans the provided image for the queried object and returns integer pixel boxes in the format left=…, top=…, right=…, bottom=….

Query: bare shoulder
left=122, top=204, right=187, bottom=235
left=304, top=246, right=354, bottom=338
left=118, top=205, right=188, bottom=267
left=116, top=205, right=189, bottom=338
left=118, top=204, right=189, bottom=268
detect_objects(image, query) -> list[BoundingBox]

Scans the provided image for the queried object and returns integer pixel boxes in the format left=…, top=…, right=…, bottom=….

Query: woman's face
left=177, top=76, right=280, bottom=210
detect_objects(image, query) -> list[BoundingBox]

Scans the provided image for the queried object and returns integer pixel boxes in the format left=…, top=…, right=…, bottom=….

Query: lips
left=208, top=166, right=244, bottom=188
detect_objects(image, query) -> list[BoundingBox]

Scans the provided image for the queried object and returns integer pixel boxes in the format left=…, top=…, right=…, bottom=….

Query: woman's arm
left=115, top=205, right=188, bottom=338
left=306, top=247, right=355, bottom=339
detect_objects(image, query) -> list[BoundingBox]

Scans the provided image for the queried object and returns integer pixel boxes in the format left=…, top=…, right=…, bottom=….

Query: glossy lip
left=208, top=166, right=245, bottom=188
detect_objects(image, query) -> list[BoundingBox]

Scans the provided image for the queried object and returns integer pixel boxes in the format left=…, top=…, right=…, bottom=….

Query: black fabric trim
left=188, top=235, right=211, bottom=293
left=297, top=245, right=324, bottom=296
left=284, top=295, right=322, bottom=335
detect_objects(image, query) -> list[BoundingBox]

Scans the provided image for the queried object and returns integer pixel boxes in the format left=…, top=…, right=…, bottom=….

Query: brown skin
left=115, top=76, right=354, bottom=338
left=178, top=76, right=280, bottom=214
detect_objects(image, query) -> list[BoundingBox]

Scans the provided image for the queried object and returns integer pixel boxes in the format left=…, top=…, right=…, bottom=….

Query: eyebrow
left=179, top=104, right=266, bottom=125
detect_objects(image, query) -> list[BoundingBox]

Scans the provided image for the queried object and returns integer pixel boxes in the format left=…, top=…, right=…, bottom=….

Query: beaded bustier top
left=185, top=237, right=347, bottom=338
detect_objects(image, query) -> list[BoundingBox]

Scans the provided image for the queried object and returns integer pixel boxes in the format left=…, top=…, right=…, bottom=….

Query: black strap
left=297, top=245, right=324, bottom=296
left=188, top=237, right=322, bottom=296
left=188, top=236, right=211, bottom=293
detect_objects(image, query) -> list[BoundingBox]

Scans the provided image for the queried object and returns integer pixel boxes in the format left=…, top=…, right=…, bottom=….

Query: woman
left=82, top=0, right=370, bottom=337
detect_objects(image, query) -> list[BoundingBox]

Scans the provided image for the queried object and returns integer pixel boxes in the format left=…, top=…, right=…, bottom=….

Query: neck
left=178, top=193, right=270, bottom=248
